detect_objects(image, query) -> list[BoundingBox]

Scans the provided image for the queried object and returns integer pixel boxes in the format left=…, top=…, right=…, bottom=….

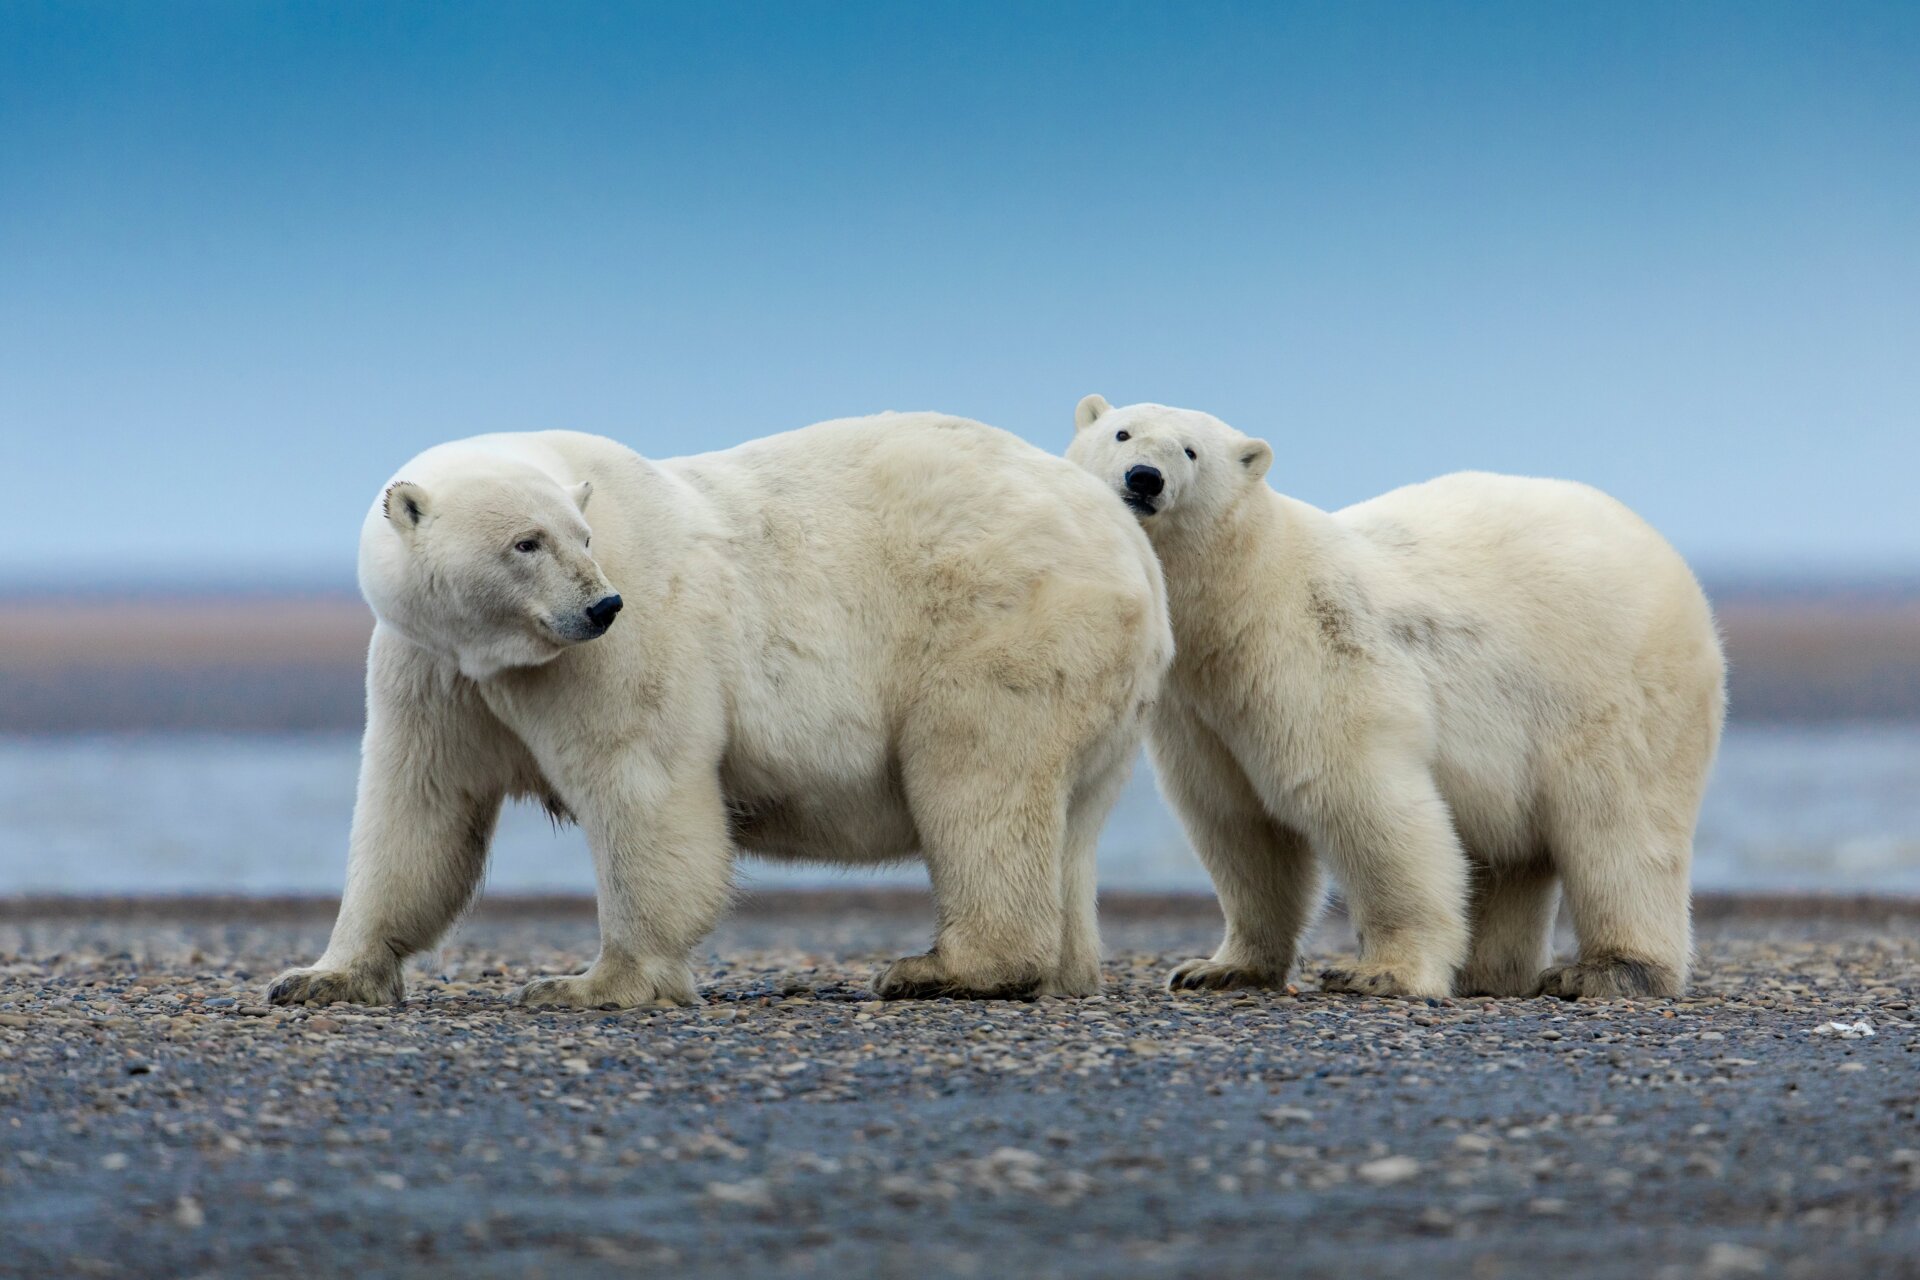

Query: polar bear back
left=1336, top=470, right=1710, bottom=667
left=668, top=412, right=1158, bottom=597
left=634, top=415, right=1161, bottom=686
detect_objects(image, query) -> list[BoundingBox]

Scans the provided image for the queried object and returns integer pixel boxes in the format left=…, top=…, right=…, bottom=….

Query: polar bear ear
left=1238, top=439, right=1274, bottom=482
left=382, top=481, right=431, bottom=541
left=1074, top=394, right=1112, bottom=434
left=567, top=480, right=593, bottom=512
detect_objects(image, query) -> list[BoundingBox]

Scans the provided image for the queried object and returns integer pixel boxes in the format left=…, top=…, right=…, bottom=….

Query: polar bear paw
left=1538, top=955, right=1677, bottom=1000
left=512, top=959, right=698, bottom=1010
left=266, top=965, right=405, bottom=1007
left=1167, top=957, right=1288, bottom=993
left=873, top=952, right=1042, bottom=1001
left=1318, top=962, right=1446, bottom=999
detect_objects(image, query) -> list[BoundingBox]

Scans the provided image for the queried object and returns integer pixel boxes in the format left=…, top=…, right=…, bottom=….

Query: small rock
left=705, top=1178, right=773, bottom=1210
left=1357, top=1155, right=1420, bottom=1186
left=1703, top=1242, right=1768, bottom=1276
left=172, top=1196, right=205, bottom=1229
left=1811, top=1020, right=1874, bottom=1039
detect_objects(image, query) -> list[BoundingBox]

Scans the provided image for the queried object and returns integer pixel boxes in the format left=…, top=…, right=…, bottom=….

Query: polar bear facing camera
left=269, top=415, right=1170, bottom=1008
left=1068, top=396, right=1724, bottom=999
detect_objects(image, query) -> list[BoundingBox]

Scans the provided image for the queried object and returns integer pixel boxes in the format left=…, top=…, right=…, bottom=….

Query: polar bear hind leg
left=1538, top=816, right=1691, bottom=999
left=878, top=677, right=1093, bottom=1000
left=877, top=570, right=1162, bottom=1001
left=1457, top=857, right=1560, bottom=997
left=1535, top=682, right=1713, bottom=999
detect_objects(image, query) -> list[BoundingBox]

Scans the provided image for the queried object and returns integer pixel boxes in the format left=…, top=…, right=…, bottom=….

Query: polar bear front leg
left=513, top=756, right=731, bottom=1010
left=1313, top=768, right=1470, bottom=999
left=269, top=639, right=511, bottom=1007
left=1152, top=703, right=1323, bottom=993
left=1048, top=739, right=1138, bottom=997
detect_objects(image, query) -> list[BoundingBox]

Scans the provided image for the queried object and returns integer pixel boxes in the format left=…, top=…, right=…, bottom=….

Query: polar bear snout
left=584, top=593, right=624, bottom=634
left=544, top=588, right=621, bottom=644
left=1122, top=464, right=1163, bottom=515
left=1125, top=465, right=1164, bottom=497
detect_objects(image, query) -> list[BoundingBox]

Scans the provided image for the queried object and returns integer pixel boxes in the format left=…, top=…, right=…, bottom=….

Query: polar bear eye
left=1115, top=430, right=1130, bottom=442
left=513, top=538, right=540, bottom=554
left=1185, top=447, right=1197, bottom=460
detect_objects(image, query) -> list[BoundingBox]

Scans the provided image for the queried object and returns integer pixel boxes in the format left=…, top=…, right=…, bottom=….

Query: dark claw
left=875, top=973, right=1041, bottom=1002
left=265, top=967, right=402, bottom=1007
left=1320, top=968, right=1382, bottom=995
left=1537, top=955, right=1675, bottom=1000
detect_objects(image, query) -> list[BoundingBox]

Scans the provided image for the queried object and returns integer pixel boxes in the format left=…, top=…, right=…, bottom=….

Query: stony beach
left=2, top=892, right=1917, bottom=1279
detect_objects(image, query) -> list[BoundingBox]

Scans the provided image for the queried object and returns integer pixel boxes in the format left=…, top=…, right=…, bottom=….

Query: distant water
left=2, top=727, right=1917, bottom=896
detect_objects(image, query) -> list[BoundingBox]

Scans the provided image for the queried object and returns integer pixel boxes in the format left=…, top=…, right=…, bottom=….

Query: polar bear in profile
left=1068, top=396, right=1724, bottom=999
left=269, top=414, right=1170, bottom=1008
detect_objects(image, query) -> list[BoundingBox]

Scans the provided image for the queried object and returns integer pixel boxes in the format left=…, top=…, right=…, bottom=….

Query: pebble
left=705, top=1177, right=774, bottom=1210
left=1702, top=1242, right=1769, bottom=1276
left=1357, top=1155, right=1421, bottom=1186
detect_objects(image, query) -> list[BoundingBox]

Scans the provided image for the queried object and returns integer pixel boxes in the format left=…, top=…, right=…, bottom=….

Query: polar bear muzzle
left=1123, top=465, right=1164, bottom=516
left=584, top=593, right=623, bottom=635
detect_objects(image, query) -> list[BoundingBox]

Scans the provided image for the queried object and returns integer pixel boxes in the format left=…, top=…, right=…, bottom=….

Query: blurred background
left=3, top=1, right=1916, bottom=897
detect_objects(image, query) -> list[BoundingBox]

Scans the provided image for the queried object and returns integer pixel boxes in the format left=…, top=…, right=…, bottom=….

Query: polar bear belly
left=720, top=741, right=920, bottom=866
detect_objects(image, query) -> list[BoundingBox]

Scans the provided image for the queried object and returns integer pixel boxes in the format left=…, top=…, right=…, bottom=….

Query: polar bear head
left=1067, top=395, right=1273, bottom=529
left=358, top=452, right=622, bottom=678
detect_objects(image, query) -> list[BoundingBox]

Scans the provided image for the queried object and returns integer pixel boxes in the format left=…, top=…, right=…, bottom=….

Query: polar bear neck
left=1151, top=486, right=1320, bottom=584
left=1152, top=487, right=1358, bottom=662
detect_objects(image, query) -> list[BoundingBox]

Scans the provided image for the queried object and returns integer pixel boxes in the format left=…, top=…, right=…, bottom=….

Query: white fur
left=1068, top=398, right=1725, bottom=999
left=269, top=415, right=1171, bottom=1009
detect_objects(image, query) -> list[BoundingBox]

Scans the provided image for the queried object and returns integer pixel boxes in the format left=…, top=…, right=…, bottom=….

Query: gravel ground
left=2, top=894, right=1918, bottom=1279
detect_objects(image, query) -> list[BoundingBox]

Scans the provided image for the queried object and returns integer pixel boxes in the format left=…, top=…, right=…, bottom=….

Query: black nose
left=1125, top=465, right=1164, bottom=497
left=585, top=594, right=623, bottom=630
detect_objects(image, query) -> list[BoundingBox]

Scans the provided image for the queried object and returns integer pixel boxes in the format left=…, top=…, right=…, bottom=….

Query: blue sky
left=3, top=1, right=1916, bottom=584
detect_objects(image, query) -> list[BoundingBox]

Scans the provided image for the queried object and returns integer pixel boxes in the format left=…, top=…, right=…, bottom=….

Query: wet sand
left=8, top=589, right=1919, bottom=729
left=1, top=892, right=1917, bottom=1279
